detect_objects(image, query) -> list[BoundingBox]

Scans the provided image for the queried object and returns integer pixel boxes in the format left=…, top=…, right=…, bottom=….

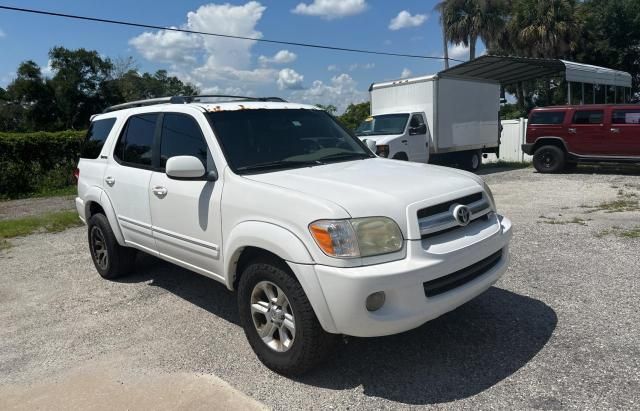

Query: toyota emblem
left=453, top=204, right=471, bottom=226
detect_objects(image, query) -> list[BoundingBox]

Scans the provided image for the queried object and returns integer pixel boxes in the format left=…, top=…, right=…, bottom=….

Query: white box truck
left=356, top=74, right=501, bottom=171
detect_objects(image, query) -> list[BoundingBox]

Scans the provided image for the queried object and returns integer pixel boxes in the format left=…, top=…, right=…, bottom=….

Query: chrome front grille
left=418, top=192, right=492, bottom=238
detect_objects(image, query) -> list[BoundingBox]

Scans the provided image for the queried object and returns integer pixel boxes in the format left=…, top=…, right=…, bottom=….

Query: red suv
left=522, top=105, right=640, bottom=173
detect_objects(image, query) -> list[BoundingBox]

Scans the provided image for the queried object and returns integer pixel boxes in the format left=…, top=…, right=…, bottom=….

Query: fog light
left=365, top=291, right=386, bottom=311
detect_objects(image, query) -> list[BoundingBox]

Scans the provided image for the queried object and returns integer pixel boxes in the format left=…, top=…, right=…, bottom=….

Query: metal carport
left=439, top=55, right=632, bottom=104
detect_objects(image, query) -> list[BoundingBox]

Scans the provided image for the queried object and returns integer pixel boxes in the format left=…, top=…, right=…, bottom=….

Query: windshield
left=207, top=109, right=373, bottom=174
left=355, top=114, right=409, bottom=136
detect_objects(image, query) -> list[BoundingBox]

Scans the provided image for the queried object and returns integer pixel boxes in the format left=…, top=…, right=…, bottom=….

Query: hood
left=243, top=158, right=483, bottom=239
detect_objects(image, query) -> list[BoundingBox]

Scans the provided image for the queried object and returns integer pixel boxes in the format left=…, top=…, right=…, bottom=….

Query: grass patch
left=538, top=216, right=590, bottom=226
left=590, top=199, right=640, bottom=213
left=0, top=210, right=82, bottom=250
left=483, top=160, right=532, bottom=169
left=596, top=226, right=640, bottom=239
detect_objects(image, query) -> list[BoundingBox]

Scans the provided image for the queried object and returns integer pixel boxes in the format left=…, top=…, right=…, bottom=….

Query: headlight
left=482, top=181, right=496, bottom=211
left=309, top=217, right=403, bottom=258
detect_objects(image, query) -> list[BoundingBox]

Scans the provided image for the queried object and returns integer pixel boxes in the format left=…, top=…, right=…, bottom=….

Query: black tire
left=392, top=152, right=409, bottom=161
left=87, top=213, right=137, bottom=279
left=461, top=150, right=482, bottom=172
left=533, top=145, right=566, bottom=173
left=237, top=258, right=337, bottom=375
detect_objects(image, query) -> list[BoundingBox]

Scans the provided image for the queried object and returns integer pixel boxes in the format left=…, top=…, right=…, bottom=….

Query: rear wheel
left=237, top=258, right=337, bottom=375
left=533, top=145, right=566, bottom=173
left=87, top=213, right=136, bottom=279
left=461, top=150, right=482, bottom=172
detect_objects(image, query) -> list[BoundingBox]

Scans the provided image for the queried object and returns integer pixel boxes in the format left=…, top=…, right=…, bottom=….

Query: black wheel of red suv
left=87, top=213, right=137, bottom=279
left=533, top=145, right=565, bottom=173
left=237, top=257, right=337, bottom=375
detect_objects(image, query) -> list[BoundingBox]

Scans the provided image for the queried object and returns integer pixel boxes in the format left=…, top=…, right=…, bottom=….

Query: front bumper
left=309, top=214, right=512, bottom=337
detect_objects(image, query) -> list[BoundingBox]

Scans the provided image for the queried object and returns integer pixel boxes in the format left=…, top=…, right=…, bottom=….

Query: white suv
left=76, top=96, right=512, bottom=375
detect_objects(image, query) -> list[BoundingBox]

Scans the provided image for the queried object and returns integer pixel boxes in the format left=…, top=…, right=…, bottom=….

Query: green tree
left=575, top=0, right=640, bottom=95
left=438, top=0, right=507, bottom=60
left=338, top=102, right=371, bottom=132
left=315, top=104, right=337, bottom=115
left=48, top=47, right=114, bottom=130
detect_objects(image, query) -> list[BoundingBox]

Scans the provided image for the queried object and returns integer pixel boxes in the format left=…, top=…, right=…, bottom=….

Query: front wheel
left=237, top=258, right=337, bottom=375
left=533, top=145, right=566, bottom=173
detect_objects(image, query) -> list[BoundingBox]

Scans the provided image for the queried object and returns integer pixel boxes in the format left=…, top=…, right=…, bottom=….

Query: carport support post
left=581, top=83, right=585, bottom=104
left=567, top=81, right=572, bottom=104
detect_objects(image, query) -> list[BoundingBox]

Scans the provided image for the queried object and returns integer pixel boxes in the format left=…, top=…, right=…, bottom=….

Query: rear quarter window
left=80, top=118, right=117, bottom=159
left=612, top=109, right=640, bottom=124
left=529, top=111, right=565, bottom=125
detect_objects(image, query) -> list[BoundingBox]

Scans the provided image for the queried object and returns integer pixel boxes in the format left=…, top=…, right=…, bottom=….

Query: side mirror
left=166, top=156, right=206, bottom=179
left=363, top=139, right=377, bottom=153
left=409, top=124, right=427, bottom=136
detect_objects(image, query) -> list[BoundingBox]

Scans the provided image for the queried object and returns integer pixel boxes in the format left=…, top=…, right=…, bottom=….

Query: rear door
left=610, top=108, right=640, bottom=156
left=103, top=113, right=159, bottom=254
left=148, top=112, right=225, bottom=279
left=567, top=109, right=606, bottom=156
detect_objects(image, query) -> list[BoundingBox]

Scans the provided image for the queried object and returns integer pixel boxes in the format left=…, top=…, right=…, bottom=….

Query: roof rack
left=103, top=95, right=287, bottom=113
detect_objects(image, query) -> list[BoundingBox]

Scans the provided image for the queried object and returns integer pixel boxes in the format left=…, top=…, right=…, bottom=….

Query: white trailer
left=356, top=74, right=501, bottom=171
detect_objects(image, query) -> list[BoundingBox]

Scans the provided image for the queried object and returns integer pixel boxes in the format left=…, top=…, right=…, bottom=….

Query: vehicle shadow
left=117, top=255, right=556, bottom=405
left=561, top=164, right=640, bottom=176
left=477, top=165, right=531, bottom=176
left=295, top=287, right=557, bottom=405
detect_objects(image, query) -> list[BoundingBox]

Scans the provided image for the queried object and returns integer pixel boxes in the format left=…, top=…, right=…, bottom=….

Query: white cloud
left=327, top=64, right=338, bottom=72
left=41, top=60, right=56, bottom=78
left=290, top=73, right=366, bottom=113
left=349, top=63, right=375, bottom=71
left=130, top=29, right=201, bottom=64
left=130, top=2, right=272, bottom=87
left=388, top=10, right=428, bottom=30
left=258, top=50, right=297, bottom=66
left=448, top=43, right=469, bottom=60
left=0, top=28, right=5, bottom=38
left=292, top=0, right=367, bottom=20
left=277, top=68, right=305, bottom=90
left=400, top=68, right=412, bottom=79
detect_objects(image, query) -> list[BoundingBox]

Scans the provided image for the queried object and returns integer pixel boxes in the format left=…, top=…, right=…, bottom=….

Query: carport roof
left=439, top=55, right=632, bottom=88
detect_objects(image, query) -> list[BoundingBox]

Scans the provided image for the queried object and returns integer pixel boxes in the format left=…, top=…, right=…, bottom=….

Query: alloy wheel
left=250, top=281, right=296, bottom=352
left=90, top=226, right=109, bottom=270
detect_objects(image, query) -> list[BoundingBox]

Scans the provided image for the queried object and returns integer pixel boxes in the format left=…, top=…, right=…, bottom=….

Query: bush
left=0, top=130, right=85, bottom=199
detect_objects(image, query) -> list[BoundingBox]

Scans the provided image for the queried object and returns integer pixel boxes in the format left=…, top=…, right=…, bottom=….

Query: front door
left=148, top=113, right=224, bottom=280
left=610, top=108, right=640, bottom=156
left=567, top=109, right=606, bottom=156
left=103, top=113, right=159, bottom=254
left=407, top=113, right=429, bottom=163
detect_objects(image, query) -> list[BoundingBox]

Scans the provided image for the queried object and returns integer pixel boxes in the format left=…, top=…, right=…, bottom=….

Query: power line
left=0, top=5, right=463, bottom=63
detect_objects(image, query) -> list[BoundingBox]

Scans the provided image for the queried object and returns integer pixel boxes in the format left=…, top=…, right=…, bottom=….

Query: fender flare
left=83, top=187, right=126, bottom=245
left=223, top=221, right=338, bottom=333
left=223, top=221, right=314, bottom=289
left=533, top=136, right=569, bottom=152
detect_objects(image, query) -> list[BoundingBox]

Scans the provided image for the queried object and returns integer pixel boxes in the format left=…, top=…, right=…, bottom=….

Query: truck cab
left=355, top=112, right=430, bottom=162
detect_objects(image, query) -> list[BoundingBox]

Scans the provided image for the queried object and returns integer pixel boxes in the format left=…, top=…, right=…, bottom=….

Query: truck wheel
left=533, top=145, right=565, bottom=173
left=87, top=213, right=137, bottom=279
left=237, top=258, right=337, bottom=375
left=461, top=150, right=482, bottom=172
left=392, top=152, right=409, bottom=161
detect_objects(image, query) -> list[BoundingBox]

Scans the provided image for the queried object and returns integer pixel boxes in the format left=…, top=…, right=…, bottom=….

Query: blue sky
left=0, top=0, right=483, bottom=112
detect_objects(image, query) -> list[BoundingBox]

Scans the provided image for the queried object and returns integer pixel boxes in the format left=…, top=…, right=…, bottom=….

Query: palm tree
left=506, top=0, right=579, bottom=58
left=437, top=0, right=507, bottom=61
left=435, top=2, right=450, bottom=69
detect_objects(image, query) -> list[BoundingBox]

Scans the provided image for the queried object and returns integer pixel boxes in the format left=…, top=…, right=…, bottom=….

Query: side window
left=80, top=118, right=117, bottom=159
left=572, top=110, right=603, bottom=125
left=612, top=109, right=640, bottom=124
left=529, top=111, right=565, bottom=125
left=114, top=114, right=158, bottom=167
left=410, top=114, right=425, bottom=127
left=160, top=113, right=209, bottom=169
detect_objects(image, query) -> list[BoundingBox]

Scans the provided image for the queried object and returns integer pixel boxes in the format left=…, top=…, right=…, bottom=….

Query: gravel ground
left=1, top=166, right=639, bottom=410
left=0, top=195, right=75, bottom=221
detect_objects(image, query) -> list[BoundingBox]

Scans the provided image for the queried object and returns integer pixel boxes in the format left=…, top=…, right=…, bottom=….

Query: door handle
left=610, top=127, right=620, bottom=134
left=568, top=128, right=577, bottom=134
left=104, top=176, right=115, bottom=186
left=401, top=140, right=408, bottom=144
left=152, top=186, right=168, bottom=198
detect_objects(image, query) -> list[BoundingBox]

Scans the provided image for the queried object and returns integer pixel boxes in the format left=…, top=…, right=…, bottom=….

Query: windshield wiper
left=236, top=159, right=323, bottom=173
left=318, top=152, right=371, bottom=162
